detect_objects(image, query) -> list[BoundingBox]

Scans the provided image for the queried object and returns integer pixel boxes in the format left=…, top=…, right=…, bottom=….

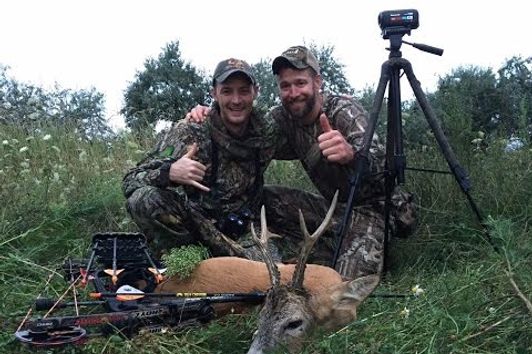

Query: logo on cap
left=227, top=58, right=246, bottom=70
left=283, top=47, right=307, bottom=60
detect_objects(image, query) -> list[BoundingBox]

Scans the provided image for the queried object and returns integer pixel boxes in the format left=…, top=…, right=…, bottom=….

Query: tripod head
left=378, top=9, right=444, bottom=58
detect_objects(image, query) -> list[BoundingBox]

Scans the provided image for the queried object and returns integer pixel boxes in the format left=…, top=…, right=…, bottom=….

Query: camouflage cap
left=213, top=58, right=256, bottom=85
left=272, top=46, right=320, bottom=75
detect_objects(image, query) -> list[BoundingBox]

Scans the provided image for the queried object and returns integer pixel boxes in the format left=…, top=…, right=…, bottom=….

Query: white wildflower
left=20, top=161, right=30, bottom=169
left=400, top=307, right=410, bottom=318
left=52, top=172, right=60, bottom=182
left=411, top=284, right=425, bottom=297
left=19, top=146, right=29, bottom=153
left=2, top=140, right=9, bottom=146
left=34, top=178, right=41, bottom=185
left=488, top=307, right=496, bottom=314
left=20, top=169, right=31, bottom=175
left=42, top=134, right=52, bottom=141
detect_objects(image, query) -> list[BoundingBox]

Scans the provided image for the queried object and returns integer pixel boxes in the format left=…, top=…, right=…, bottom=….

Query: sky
left=1, top=0, right=530, bottom=131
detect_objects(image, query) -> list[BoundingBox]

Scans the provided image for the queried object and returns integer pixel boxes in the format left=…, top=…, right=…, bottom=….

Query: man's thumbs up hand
left=317, top=113, right=355, bottom=164
left=319, top=113, right=333, bottom=133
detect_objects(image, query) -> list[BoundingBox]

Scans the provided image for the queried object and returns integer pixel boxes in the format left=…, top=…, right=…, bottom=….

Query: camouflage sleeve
left=329, top=96, right=384, bottom=168
left=122, top=121, right=209, bottom=199
left=329, top=97, right=369, bottom=154
left=267, top=107, right=298, bottom=160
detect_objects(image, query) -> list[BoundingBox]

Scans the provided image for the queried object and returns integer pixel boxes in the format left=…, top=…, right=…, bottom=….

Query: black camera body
left=378, top=9, right=419, bottom=39
left=217, top=208, right=252, bottom=239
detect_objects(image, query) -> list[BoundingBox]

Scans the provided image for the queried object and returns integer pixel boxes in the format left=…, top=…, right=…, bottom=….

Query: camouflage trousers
left=125, top=185, right=416, bottom=280
left=125, top=185, right=253, bottom=259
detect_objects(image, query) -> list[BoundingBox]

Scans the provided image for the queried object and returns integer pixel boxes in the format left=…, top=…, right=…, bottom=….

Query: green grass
left=0, top=123, right=530, bottom=353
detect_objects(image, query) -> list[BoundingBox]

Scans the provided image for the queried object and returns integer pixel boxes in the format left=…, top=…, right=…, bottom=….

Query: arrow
left=103, top=237, right=124, bottom=285
left=89, top=289, right=266, bottom=303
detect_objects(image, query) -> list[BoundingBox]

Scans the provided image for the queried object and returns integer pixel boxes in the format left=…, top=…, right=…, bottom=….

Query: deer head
left=246, top=191, right=380, bottom=354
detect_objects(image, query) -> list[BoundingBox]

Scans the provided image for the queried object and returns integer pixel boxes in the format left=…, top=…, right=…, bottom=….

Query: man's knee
left=334, top=209, right=385, bottom=279
left=126, top=186, right=182, bottom=220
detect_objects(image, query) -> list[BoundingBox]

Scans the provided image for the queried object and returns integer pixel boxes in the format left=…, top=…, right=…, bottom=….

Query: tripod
left=332, top=33, right=495, bottom=271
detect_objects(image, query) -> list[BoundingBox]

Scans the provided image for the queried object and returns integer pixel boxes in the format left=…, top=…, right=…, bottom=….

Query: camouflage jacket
left=269, top=94, right=386, bottom=204
left=122, top=108, right=278, bottom=218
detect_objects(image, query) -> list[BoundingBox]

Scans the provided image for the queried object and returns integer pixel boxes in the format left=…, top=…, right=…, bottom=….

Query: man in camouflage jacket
left=123, top=58, right=278, bottom=259
left=259, top=46, right=416, bottom=278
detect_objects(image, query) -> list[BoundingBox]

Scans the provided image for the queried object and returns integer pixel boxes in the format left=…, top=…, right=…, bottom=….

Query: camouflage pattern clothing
left=266, top=95, right=416, bottom=279
left=123, top=107, right=278, bottom=258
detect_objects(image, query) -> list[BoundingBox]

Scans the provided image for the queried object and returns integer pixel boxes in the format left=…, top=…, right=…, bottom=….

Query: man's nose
left=230, top=93, right=243, bottom=104
left=287, top=86, right=299, bottom=99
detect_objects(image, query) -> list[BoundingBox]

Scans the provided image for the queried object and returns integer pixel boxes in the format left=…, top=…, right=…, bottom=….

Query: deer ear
left=331, top=274, right=380, bottom=308
left=313, top=275, right=380, bottom=329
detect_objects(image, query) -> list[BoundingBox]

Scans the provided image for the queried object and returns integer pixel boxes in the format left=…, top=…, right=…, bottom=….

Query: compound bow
left=14, top=232, right=265, bottom=347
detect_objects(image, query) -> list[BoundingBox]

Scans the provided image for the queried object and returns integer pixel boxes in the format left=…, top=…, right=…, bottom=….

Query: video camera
left=378, top=9, right=419, bottom=39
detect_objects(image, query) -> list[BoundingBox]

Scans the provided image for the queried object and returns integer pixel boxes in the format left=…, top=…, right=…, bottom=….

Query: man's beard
left=283, top=92, right=316, bottom=120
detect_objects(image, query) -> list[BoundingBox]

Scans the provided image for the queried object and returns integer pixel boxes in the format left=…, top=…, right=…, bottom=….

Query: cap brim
left=272, top=55, right=310, bottom=74
left=215, top=69, right=255, bottom=85
left=272, top=56, right=292, bottom=75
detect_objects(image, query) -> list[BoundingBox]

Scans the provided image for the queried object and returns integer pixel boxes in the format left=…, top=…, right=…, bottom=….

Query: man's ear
left=314, top=74, right=323, bottom=91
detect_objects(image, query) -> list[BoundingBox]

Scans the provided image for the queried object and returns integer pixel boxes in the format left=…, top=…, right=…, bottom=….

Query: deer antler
left=291, top=190, right=339, bottom=290
left=250, top=206, right=281, bottom=288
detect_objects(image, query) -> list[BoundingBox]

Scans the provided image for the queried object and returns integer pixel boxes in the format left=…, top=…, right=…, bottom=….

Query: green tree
left=121, top=41, right=210, bottom=132
left=432, top=65, right=501, bottom=143
left=497, top=56, right=531, bottom=142
left=309, top=43, right=355, bottom=96
left=0, top=65, right=111, bottom=139
left=252, top=59, right=280, bottom=116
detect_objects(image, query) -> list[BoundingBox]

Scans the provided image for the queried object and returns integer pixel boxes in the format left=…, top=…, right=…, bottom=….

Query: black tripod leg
left=400, top=58, right=497, bottom=250
left=382, top=61, right=404, bottom=274
left=332, top=61, right=391, bottom=269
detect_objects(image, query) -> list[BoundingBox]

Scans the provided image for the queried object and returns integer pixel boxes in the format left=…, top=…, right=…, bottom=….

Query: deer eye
left=284, top=319, right=303, bottom=331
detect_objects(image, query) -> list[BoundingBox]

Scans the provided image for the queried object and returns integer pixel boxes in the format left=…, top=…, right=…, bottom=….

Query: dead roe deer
left=156, top=191, right=379, bottom=353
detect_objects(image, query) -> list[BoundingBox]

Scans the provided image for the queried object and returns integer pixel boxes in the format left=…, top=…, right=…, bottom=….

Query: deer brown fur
left=156, top=190, right=379, bottom=354
left=156, top=257, right=342, bottom=315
